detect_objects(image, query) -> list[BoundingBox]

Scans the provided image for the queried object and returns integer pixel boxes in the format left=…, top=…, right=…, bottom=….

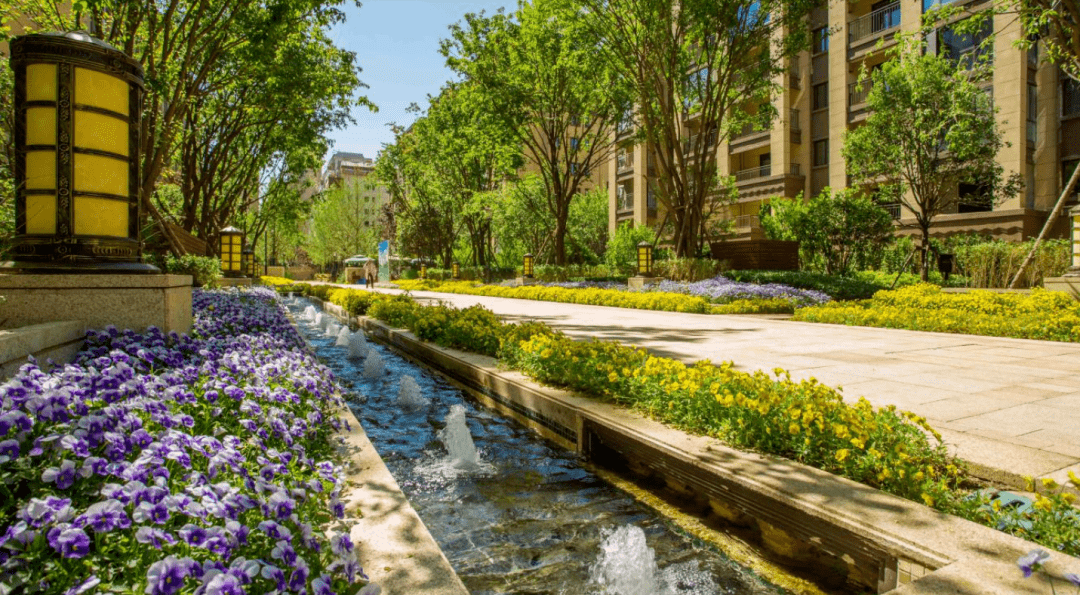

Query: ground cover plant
left=794, top=283, right=1080, bottom=342
left=395, top=275, right=829, bottom=314
left=0, top=287, right=377, bottom=595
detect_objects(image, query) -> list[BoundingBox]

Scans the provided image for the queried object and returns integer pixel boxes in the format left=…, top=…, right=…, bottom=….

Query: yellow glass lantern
left=452, top=261, right=460, bottom=280
left=636, top=241, right=653, bottom=276
left=523, top=253, right=534, bottom=278
left=1071, top=205, right=1080, bottom=272
left=6, top=31, right=156, bottom=273
left=420, top=263, right=427, bottom=279
left=219, top=227, right=243, bottom=277
left=242, top=247, right=254, bottom=278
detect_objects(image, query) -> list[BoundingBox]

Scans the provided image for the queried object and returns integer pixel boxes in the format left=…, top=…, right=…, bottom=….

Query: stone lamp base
left=516, top=277, right=537, bottom=287
left=628, top=276, right=664, bottom=290
left=1043, top=274, right=1080, bottom=300
left=218, top=277, right=254, bottom=288
left=0, top=274, right=193, bottom=334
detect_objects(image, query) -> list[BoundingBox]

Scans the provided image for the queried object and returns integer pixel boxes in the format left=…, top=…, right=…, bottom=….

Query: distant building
left=325, top=151, right=376, bottom=187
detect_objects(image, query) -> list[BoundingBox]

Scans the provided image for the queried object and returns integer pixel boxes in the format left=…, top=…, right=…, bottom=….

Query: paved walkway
left=359, top=285, right=1080, bottom=489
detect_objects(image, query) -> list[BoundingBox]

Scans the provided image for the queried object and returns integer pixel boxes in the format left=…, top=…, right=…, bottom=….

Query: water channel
left=287, top=297, right=787, bottom=595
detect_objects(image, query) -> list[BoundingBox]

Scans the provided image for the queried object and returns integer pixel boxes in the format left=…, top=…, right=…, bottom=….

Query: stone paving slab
left=369, top=287, right=1080, bottom=489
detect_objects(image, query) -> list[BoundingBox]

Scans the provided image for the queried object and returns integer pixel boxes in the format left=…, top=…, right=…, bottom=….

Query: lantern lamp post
left=420, top=263, right=427, bottom=280
left=523, top=253, right=534, bottom=278
left=636, top=241, right=653, bottom=277
left=219, top=227, right=244, bottom=278
left=1070, top=205, right=1080, bottom=275
left=5, top=31, right=156, bottom=273
left=452, top=261, right=460, bottom=280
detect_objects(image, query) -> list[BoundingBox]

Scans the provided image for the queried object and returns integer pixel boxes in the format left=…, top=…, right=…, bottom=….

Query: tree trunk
left=554, top=213, right=568, bottom=266
left=920, top=225, right=931, bottom=282
left=1008, top=163, right=1080, bottom=289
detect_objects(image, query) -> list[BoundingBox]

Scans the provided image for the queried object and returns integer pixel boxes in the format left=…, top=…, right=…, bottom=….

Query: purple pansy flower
left=1018, top=549, right=1051, bottom=578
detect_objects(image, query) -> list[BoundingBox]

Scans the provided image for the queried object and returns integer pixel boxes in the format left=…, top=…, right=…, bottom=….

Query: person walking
left=363, top=259, right=378, bottom=289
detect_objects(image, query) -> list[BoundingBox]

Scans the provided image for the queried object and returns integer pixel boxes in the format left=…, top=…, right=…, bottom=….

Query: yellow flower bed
left=259, top=275, right=294, bottom=287
left=395, top=279, right=712, bottom=313
left=793, top=284, right=1080, bottom=342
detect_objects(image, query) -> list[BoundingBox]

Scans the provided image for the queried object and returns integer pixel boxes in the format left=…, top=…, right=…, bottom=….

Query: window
left=1064, top=160, right=1080, bottom=200
left=939, top=18, right=992, bottom=67
left=647, top=185, right=657, bottom=210
left=812, top=27, right=828, bottom=55
left=1028, top=83, right=1037, bottom=144
left=958, top=182, right=992, bottom=212
left=570, top=137, right=581, bottom=150
left=1064, top=77, right=1080, bottom=118
left=812, top=83, right=828, bottom=111
left=812, top=139, right=828, bottom=167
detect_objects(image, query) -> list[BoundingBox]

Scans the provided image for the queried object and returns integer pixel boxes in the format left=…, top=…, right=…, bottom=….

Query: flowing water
left=287, top=297, right=784, bottom=595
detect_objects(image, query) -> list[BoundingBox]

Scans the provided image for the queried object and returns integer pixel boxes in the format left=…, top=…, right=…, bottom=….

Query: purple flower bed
left=544, top=276, right=831, bottom=307
left=0, top=287, right=376, bottom=595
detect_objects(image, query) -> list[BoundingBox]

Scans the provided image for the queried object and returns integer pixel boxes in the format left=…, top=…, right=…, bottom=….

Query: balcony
left=734, top=214, right=761, bottom=229
left=729, top=123, right=772, bottom=154
left=733, top=163, right=806, bottom=200
left=683, top=129, right=719, bottom=156
left=789, top=61, right=802, bottom=89
left=882, top=203, right=902, bottom=220
left=789, top=108, right=802, bottom=144
left=848, top=80, right=872, bottom=122
left=616, top=153, right=633, bottom=176
left=848, top=2, right=900, bottom=57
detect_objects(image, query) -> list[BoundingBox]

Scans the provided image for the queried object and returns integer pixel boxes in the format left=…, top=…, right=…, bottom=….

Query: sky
left=323, top=0, right=513, bottom=164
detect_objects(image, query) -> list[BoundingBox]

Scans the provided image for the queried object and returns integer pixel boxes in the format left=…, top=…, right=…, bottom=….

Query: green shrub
left=163, top=255, right=222, bottom=288
left=367, top=294, right=420, bottom=329
left=394, top=280, right=711, bottom=313
left=725, top=270, right=887, bottom=300
left=951, top=238, right=1070, bottom=289
left=604, top=223, right=656, bottom=274
left=653, top=257, right=727, bottom=282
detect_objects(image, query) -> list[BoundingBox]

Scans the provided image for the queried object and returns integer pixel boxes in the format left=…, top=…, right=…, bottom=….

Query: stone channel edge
left=309, top=296, right=1080, bottom=595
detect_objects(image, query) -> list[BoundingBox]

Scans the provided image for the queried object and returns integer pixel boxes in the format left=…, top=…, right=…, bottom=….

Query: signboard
left=378, top=240, right=390, bottom=282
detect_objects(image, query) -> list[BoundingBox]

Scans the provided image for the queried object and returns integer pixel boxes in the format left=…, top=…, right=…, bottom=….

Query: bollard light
left=242, top=247, right=254, bottom=278
left=219, top=227, right=244, bottom=277
left=523, top=253, right=534, bottom=278
left=1070, top=205, right=1080, bottom=273
left=452, top=261, right=460, bottom=280
left=6, top=31, right=157, bottom=273
left=636, top=241, right=653, bottom=277
left=420, top=263, right=427, bottom=280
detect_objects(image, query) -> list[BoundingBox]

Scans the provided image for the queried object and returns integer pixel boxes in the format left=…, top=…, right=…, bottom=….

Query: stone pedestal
left=1043, top=275, right=1080, bottom=300
left=218, top=277, right=253, bottom=288
left=0, top=274, right=193, bottom=334
left=516, top=277, right=537, bottom=287
left=628, top=276, right=664, bottom=290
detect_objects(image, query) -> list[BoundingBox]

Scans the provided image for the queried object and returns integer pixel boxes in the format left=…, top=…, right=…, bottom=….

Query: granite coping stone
left=0, top=273, right=193, bottom=289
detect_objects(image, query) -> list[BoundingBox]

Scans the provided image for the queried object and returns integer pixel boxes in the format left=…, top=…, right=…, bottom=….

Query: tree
left=1, top=0, right=371, bottom=255
left=305, top=178, right=380, bottom=269
left=442, top=0, right=631, bottom=265
left=760, top=189, right=895, bottom=275
left=843, top=30, right=1021, bottom=281
left=578, top=0, right=814, bottom=257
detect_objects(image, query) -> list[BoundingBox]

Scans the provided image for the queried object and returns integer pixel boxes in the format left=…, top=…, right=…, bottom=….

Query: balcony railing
left=882, top=203, right=902, bottom=220
left=790, top=108, right=801, bottom=131
left=734, top=214, right=761, bottom=229
left=848, top=1, right=900, bottom=45
left=789, top=61, right=802, bottom=89
left=735, top=165, right=772, bottom=182
left=616, top=153, right=632, bottom=173
left=683, top=129, right=719, bottom=154
left=848, top=80, right=872, bottom=107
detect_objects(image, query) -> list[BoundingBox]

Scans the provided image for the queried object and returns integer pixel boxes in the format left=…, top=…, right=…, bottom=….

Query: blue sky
left=324, top=0, right=513, bottom=163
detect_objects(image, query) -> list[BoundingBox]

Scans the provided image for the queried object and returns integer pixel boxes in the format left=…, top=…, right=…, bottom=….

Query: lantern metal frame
left=219, top=227, right=244, bottom=278
left=420, top=263, right=427, bottom=280
left=1069, top=204, right=1080, bottom=275
left=452, top=261, right=460, bottom=280
left=6, top=31, right=157, bottom=273
left=523, top=253, right=534, bottom=278
left=636, top=241, right=653, bottom=277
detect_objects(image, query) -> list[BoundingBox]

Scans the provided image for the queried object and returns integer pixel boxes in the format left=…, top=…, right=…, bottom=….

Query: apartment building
left=608, top=0, right=1076, bottom=242
left=324, top=151, right=388, bottom=230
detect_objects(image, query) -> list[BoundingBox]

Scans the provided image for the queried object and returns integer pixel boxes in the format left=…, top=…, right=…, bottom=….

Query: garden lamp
left=523, top=253, right=534, bottom=278
left=636, top=241, right=653, bottom=277
left=219, top=227, right=244, bottom=278
left=1070, top=205, right=1080, bottom=274
left=420, top=263, right=427, bottom=279
left=452, top=261, right=460, bottom=280
left=242, top=247, right=254, bottom=278
left=6, top=31, right=157, bottom=273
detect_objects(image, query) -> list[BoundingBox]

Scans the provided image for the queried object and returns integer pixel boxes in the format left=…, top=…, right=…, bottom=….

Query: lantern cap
left=12, top=31, right=145, bottom=81
left=637, top=241, right=651, bottom=248
left=220, top=226, right=242, bottom=234
left=39, top=30, right=122, bottom=51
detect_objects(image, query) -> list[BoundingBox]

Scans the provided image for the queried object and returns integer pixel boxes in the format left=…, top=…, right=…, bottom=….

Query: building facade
left=324, top=151, right=388, bottom=231
left=607, top=0, right=1077, bottom=242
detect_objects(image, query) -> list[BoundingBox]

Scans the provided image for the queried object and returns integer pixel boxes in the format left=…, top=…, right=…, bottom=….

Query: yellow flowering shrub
left=793, top=284, right=1080, bottom=342
left=395, top=280, right=712, bottom=313
left=259, top=276, right=294, bottom=287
